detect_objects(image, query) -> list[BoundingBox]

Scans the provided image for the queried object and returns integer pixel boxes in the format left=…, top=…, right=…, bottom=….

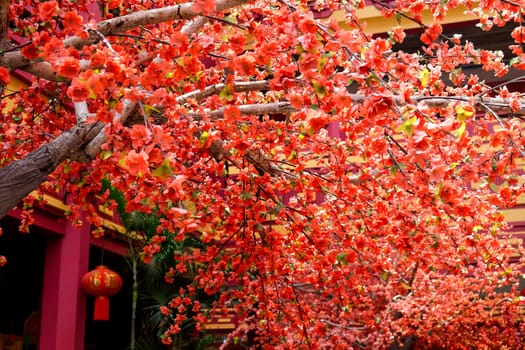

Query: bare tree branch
left=188, top=93, right=525, bottom=119
left=81, top=86, right=525, bottom=164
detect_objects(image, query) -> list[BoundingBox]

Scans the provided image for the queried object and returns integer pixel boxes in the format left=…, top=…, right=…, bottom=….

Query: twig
left=479, top=101, right=525, bottom=157
left=290, top=282, right=313, bottom=350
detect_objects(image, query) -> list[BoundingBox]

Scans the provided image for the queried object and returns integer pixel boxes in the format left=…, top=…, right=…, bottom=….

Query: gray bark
left=0, top=0, right=9, bottom=48
left=0, top=122, right=103, bottom=219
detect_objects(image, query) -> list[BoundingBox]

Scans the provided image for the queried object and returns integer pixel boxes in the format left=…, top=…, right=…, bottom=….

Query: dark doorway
left=0, top=217, right=46, bottom=349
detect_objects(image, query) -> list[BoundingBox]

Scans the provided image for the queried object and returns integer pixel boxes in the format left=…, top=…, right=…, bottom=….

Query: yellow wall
left=332, top=3, right=477, bottom=34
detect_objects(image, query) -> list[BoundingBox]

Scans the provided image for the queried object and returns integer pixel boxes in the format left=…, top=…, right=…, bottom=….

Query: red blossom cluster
left=2, top=0, right=525, bottom=348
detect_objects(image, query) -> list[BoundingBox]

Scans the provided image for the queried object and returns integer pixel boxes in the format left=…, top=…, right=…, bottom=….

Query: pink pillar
left=327, top=121, right=343, bottom=139
left=39, top=217, right=91, bottom=350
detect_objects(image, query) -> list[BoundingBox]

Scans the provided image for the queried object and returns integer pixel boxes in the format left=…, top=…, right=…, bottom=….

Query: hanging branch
left=3, top=86, right=525, bottom=221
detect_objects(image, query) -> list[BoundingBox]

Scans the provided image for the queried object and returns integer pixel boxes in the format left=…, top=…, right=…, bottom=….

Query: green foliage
left=103, top=180, right=214, bottom=349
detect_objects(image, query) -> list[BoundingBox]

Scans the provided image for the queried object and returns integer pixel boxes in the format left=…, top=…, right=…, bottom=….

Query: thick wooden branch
left=0, top=0, right=9, bottom=48
left=24, top=62, right=62, bottom=82
left=95, top=0, right=249, bottom=38
left=0, top=122, right=104, bottom=218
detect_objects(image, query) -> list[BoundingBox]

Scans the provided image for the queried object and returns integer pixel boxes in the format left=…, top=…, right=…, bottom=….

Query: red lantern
left=81, top=265, right=122, bottom=321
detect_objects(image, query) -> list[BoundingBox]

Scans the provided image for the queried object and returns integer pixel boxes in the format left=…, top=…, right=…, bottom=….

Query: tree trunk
left=0, top=122, right=104, bottom=219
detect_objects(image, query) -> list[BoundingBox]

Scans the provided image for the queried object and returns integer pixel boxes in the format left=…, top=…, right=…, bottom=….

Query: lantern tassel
left=94, top=296, right=110, bottom=321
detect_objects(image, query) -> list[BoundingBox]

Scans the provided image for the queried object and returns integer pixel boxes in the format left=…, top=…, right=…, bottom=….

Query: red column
left=39, top=217, right=91, bottom=350
left=327, top=121, right=343, bottom=139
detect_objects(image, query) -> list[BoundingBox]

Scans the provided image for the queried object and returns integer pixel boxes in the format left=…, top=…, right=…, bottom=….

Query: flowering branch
left=0, top=0, right=251, bottom=76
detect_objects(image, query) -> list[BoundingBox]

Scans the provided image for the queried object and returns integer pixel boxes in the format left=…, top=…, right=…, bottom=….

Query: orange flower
left=67, top=78, right=90, bottom=102
left=233, top=54, right=256, bottom=76
left=90, top=50, right=108, bottom=67
left=420, top=23, right=442, bottom=45
left=0, top=67, right=10, bottom=85
left=306, top=110, right=329, bottom=132
left=438, top=182, right=458, bottom=204
left=288, top=92, right=305, bottom=109
left=108, top=0, right=122, bottom=9
left=124, top=150, right=150, bottom=177
left=392, top=26, right=406, bottom=44
left=21, top=44, right=39, bottom=60
left=511, top=26, right=525, bottom=44
left=130, top=124, right=149, bottom=149
left=147, top=146, right=163, bottom=165
left=40, top=37, right=64, bottom=60
left=62, top=10, right=83, bottom=35
left=39, top=1, right=58, bottom=21
left=229, top=34, right=247, bottom=54
left=224, top=105, right=240, bottom=122
left=56, top=57, right=80, bottom=79
left=298, top=14, right=317, bottom=34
